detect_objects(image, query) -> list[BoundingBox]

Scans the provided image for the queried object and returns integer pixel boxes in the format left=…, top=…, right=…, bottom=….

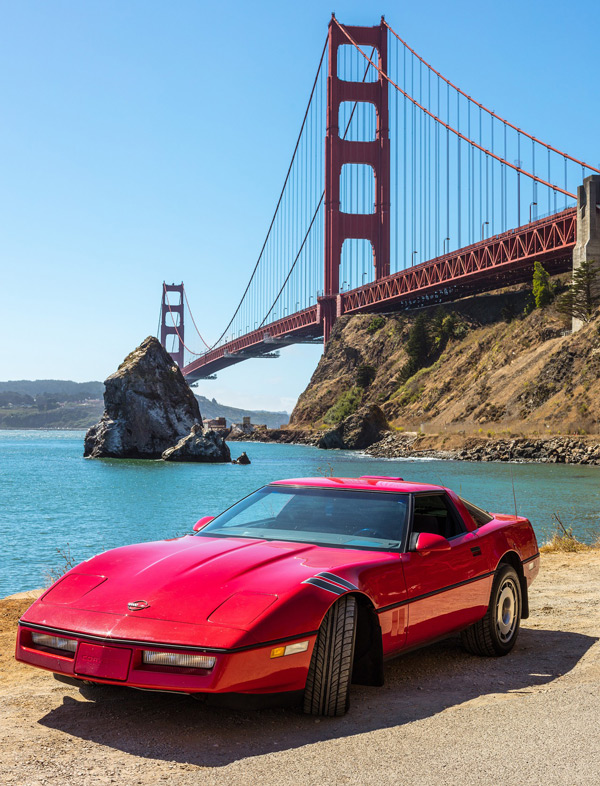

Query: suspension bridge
left=159, top=15, right=600, bottom=383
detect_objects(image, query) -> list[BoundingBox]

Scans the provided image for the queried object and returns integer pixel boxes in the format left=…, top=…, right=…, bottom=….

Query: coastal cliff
left=249, top=283, right=600, bottom=462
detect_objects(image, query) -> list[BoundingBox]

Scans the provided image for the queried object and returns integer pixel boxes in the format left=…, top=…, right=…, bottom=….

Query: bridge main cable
left=333, top=16, right=589, bottom=199
left=381, top=19, right=600, bottom=176
left=206, top=34, right=329, bottom=351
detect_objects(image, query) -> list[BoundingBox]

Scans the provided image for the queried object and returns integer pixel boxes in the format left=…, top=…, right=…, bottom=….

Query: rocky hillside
left=290, top=282, right=600, bottom=439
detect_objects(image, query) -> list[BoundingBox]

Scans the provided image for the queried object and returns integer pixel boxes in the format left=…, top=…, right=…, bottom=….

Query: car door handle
left=470, top=546, right=482, bottom=556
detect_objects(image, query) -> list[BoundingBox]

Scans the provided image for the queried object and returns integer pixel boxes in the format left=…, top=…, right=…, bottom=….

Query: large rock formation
left=84, top=337, right=228, bottom=461
left=317, top=404, right=389, bottom=450
left=162, top=424, right=230, bottom=462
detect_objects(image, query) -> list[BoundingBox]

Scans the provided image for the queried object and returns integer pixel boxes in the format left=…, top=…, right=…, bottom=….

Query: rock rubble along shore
left=457, top=436, right=600, bottom=464
left=84, top=337, right=230, bottom=462
left=365, top=432, right=600, bottom=465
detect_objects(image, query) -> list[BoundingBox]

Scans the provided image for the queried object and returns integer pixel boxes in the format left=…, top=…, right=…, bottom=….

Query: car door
left=401, top=492, right=493, bottom=648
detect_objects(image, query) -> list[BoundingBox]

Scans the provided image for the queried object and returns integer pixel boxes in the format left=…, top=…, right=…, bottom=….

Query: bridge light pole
left=529, top=201, right=537, bottom=223
left=443, top=237, right=450, bottom=254
left=481, top=221, right=489, bottom=241
left=412, top=251, right=418, bottom=266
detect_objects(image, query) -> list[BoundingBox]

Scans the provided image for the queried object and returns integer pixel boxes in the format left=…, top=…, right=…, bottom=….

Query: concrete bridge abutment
left=573, top=175, right=600, bottom=331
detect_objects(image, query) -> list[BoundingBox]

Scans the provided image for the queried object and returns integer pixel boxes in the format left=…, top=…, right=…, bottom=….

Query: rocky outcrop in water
left=162, top=424, right=230, bottom=463
left=84, top=337, right=229, bottom=462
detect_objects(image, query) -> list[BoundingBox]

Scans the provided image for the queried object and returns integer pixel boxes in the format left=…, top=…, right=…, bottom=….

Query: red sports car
left=16, top=476, right=539, bottom=716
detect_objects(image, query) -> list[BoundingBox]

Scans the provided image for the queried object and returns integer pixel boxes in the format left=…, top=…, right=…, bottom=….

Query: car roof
left=269, top=476, right=446, bottom=493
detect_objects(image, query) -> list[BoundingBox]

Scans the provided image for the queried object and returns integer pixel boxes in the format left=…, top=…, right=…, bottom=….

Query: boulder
left=318, top=405, right=389, bottom=450
left=162, top=425, right=231, bottom=463
left=233, top=451, right=251, bottom=465
left=84, top=336, right=203, bottom=459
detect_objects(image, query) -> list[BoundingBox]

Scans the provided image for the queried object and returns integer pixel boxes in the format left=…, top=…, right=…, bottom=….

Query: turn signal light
left=31, top=632, right=77, bottom=653
left=270, top=640, right=309, bottom=658
left=142, top=651, right=216, bottom=670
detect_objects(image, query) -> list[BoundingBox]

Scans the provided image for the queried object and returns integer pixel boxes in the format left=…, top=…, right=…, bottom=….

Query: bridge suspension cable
left=381, top=19, right=600, bottom=177
left=176, top=17, right=594, bottom=369
left=205, top=35, right=329, bottom=350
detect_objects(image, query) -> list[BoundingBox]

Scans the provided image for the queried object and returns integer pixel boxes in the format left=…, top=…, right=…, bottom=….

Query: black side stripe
left=315, top=572, right=359, bottom=591
left=376, top=570, right=496, bottom=614
left=302, top=577, right=346, bottom=595
left=522, top=552, right=540, bottom=564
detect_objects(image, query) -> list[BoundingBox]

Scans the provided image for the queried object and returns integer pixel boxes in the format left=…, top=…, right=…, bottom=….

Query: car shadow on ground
left=39, top=627, right=597, bottom=768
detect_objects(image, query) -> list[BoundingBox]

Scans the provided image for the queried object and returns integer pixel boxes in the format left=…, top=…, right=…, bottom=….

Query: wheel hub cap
left=496, top=579, right=518, bottom=643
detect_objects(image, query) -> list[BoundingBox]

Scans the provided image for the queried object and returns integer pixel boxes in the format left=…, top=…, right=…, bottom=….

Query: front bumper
left=15, top=623, right=315, bottom=695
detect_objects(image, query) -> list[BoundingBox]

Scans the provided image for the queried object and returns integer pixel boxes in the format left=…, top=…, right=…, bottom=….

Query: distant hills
left=0, top=380, right=104, bottom=399
left=0, top=380, right=289, bottom=430
left=195, top=395, right=289, bottom=429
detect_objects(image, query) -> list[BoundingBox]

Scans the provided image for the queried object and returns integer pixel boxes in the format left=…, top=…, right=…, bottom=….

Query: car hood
left=33, top=535, right=385, bottom=630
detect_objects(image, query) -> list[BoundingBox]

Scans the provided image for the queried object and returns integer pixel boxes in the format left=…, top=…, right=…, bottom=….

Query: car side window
left=412, top=494, right=466, bottom=539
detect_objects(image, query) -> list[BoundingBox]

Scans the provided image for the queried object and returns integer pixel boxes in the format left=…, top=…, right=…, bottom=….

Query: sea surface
left=1, top=430, right=599, bottom=597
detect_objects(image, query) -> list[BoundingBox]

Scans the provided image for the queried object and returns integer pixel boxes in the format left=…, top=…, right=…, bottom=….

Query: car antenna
left=509, top=463, right=518, bottom=519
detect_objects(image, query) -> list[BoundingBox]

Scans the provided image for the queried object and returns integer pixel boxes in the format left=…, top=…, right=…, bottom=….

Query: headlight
left=142, top=651, right=216, bottom=670
left=31, top=632, right=77, bottom=653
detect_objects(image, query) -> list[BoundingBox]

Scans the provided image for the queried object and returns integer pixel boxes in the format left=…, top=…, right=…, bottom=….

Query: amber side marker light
left=270, top=641, right=309, bottom=658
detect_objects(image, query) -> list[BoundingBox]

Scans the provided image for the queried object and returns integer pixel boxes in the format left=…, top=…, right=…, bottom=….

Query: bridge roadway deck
left=182, top=208, right=576, bottom=382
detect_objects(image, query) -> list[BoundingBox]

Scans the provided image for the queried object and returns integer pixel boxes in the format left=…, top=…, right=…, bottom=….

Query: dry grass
left=540, top=512, right=597, bottom=553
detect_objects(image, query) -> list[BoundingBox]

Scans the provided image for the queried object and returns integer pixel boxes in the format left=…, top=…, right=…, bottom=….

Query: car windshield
left=196, top=485, right=409, bottom=551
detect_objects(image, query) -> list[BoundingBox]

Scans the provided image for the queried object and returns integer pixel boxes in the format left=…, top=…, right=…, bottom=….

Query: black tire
left=303, top=594, right=357, bottom=717
left=461, top=564, right=522, bottom=656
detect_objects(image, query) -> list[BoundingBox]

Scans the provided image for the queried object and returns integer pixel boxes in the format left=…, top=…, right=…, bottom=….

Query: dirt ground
left=1, top=552, right=599, bottom=786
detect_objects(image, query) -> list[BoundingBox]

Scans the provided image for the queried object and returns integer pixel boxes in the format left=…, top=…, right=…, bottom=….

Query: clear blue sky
left=1, top=0, right=598, bottom=412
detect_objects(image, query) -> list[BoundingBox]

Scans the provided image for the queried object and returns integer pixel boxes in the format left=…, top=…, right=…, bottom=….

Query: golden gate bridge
left=158, top=15, right=599, bottom=383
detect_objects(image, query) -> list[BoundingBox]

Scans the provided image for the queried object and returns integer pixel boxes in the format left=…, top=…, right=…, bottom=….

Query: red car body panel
left=16, top=476, right=540, bottom=697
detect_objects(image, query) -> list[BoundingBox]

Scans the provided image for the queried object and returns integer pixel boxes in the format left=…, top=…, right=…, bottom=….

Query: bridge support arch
left=573, top=175, right=600, bottom=332
left=322, top=16, right=390, bottom=342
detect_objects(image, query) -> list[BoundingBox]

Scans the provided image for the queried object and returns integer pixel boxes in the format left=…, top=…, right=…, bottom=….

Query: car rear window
left=458, top=497, right=494, bottom=526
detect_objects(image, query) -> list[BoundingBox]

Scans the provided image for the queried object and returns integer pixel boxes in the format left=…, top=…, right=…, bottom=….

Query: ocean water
left=1, top=430, right=599, bottom=597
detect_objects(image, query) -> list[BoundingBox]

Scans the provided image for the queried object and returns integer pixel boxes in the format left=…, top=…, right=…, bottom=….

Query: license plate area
left=74, top=642, right=132, bottom=681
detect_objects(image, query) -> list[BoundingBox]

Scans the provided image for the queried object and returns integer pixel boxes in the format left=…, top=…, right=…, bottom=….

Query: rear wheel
left=303, top=595, right=357, bottom=717
left=461, top=565, right=521, bottom=656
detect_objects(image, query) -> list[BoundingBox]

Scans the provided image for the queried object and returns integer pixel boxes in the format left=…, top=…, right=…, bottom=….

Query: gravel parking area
left=1, top=551, right=598, bottom=786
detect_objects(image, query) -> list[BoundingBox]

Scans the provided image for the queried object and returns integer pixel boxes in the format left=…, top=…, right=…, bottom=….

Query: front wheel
left=303, top=594, right=357, bottom=717
left=461, top=565, right=521, bottom=656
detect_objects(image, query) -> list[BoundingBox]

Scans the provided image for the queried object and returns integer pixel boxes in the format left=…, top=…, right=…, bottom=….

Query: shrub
left=540, top=513, right=589, bottom=553
left=356, top=363, right=376, bottom=388
left=366, top=316, right=386, bottom=334
left=323, top=387, right=362, bottom=424
left=556, top=259, right=599, bottom=323
left=533, top=261, right=554, bottom=308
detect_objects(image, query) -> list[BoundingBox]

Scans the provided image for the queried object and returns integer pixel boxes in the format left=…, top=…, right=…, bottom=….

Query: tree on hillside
left=532, top=261, right=554, bottom=308
left=556, top=260, right=600, bottom=323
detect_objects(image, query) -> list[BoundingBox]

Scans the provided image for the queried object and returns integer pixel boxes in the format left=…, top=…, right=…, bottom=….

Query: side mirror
left=415, top=532, right=451, bottom=553
left=193, top=515, right=215, bottom=532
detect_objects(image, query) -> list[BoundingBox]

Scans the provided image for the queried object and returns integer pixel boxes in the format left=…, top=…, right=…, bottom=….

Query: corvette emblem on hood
left=127, top=600, right=150, bottom=611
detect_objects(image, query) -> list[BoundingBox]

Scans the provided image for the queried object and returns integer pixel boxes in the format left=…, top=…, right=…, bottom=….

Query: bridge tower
left=573, top=175, right=600, bottom=331
left=321, top=16, right=390, bottom=342
left=160, top=282, right=185, bottom=367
